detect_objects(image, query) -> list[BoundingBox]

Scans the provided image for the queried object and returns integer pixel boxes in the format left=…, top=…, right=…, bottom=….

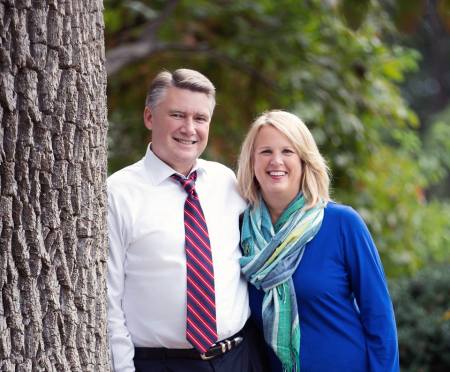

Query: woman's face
left=253, top=125, right=302, bottom=206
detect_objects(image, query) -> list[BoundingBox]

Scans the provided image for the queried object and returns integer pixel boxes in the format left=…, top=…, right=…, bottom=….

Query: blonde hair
left=145, top=68, right=216, bottom=113
left=237, top=110, right=330, bottom=208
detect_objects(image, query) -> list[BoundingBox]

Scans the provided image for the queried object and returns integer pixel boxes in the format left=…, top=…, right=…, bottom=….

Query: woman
left=237, top=110, right=399, bottom=372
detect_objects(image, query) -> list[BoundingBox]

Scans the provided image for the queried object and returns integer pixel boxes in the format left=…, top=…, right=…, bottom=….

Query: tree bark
left=0, top=1, right=109, bottom=371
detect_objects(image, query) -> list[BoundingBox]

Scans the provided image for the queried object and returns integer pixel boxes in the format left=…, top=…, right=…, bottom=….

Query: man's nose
left=181, top=117, right=195, bottom=134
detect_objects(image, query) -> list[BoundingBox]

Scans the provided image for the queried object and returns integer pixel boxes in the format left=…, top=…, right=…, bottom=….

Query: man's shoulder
left=198, top=159, right=235, bottom=179
left=108, top=158, right=146, bottom=189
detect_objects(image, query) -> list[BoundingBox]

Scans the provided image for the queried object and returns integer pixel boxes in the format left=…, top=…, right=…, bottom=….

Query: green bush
left=390, top=265, right=450, bottom=371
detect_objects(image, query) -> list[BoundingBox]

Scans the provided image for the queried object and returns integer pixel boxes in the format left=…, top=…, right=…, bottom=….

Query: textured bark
left=0, top=1, right=109, bottom=371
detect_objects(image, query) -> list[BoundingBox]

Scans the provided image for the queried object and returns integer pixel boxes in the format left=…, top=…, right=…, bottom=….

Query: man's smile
left=174, top=137, right=198, bottom=145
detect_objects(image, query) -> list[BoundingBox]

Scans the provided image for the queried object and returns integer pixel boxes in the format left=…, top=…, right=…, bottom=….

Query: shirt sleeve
left=107, top=188, right=135, bottom=372
left=341, top=207, right=400, bottom=372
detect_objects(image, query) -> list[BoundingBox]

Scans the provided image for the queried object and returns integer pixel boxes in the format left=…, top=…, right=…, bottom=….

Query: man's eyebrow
left=196, top=112, right=210, bottom=118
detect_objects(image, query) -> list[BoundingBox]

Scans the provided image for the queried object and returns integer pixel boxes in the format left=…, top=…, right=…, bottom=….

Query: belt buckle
left=200, top=351, right=216, bottom=361
left=199, top=340, right=226, bottom=360
left=200, top=335, right=243, bottom=360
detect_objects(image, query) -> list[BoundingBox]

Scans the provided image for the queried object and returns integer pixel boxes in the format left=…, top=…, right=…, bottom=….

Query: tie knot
left=171, top=171, right=197, bottom=195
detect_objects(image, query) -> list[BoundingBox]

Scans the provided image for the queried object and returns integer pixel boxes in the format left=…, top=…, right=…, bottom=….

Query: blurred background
left=104, top=1, right=449, bottom=370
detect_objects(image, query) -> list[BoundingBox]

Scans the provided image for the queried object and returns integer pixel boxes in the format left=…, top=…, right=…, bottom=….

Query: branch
left=105, top=0, right=276, bottom=89
left=107, top=40, right=277, bottom=90
left=106, top=40, right=160, bottom=76
left=105, top=0, right=180, bottom=76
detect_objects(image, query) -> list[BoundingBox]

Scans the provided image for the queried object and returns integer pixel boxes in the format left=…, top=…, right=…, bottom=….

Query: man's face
left=144, top=86, right=213, bottom=175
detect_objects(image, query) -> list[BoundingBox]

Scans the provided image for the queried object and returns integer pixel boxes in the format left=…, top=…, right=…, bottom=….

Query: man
left=107, top=69, right=265, bottom=371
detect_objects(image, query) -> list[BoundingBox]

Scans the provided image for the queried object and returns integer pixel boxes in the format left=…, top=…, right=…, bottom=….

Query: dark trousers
left=133, top=320, right=270, bottom=372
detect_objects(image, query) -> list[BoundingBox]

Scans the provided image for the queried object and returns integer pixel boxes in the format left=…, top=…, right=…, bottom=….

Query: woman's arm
left=340, top=207, right=400, bottom=372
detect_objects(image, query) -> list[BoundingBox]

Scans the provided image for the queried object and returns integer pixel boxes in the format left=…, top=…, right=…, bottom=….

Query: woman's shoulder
left=323, top=201, right=366, bottom=228
left=324, top=201, right=357, bottom=217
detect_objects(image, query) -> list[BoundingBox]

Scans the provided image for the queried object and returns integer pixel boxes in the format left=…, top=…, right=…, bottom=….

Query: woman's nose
left=269, top=153, right=282, bottom=165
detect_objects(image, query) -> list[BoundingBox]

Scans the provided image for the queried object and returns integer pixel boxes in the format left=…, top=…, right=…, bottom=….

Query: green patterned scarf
left=240, top=193, right=325, bottom=372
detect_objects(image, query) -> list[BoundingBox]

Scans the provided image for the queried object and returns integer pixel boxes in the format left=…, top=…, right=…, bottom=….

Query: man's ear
left=144, top=106, right=153, bottom=131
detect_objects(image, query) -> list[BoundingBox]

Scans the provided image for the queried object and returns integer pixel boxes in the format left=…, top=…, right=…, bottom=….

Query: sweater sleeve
left=340, top=207, right=400, bottom=372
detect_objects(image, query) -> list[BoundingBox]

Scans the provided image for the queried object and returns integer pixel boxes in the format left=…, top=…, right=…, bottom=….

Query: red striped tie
left=172, top=172, right=217, bottom=353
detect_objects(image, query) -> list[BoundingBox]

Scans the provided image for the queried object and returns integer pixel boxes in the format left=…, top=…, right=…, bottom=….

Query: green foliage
left=390, top=265, right=450, bottom=371
left=414, top=202, right=450, bottom=264
left=104, top=0, right=449, bottom=276
left=104, top=1, right=152, bottom=37
left=339, top=0, right=371, bottom=30
left=421, top=108, right=450, bottom=187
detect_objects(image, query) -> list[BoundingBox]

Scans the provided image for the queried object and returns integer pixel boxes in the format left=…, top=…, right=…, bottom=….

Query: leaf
left=338, top=0, right=371, bottom=31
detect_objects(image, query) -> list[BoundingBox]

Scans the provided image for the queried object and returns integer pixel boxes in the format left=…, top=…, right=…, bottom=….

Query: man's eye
left=171, top=113, right=183, bottom=118
left=196, top=116, right=208, bottom=122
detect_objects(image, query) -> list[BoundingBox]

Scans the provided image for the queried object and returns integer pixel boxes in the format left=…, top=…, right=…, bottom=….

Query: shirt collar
left=143, top=144, right=207, bottom=185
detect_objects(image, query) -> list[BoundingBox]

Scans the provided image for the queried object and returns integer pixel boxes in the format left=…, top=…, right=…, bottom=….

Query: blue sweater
left=248, top=202, right=400, bottom=372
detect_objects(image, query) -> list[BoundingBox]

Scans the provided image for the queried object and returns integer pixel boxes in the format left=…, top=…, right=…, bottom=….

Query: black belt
left=134, top=325, right=246, bottom=361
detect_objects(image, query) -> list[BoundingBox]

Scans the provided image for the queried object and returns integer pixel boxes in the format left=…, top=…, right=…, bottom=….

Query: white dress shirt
left=107, top=146, right=249, bottom=372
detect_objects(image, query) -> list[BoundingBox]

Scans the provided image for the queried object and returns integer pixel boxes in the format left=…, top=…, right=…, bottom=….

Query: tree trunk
left=0, top=1, right=109, bottom=371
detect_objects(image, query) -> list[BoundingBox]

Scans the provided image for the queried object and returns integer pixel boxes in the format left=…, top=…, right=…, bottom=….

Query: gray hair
left=145, top=68, right=216, bottom=113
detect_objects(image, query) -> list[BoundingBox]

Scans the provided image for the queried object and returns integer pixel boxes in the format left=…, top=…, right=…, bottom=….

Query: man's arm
left=107, top=191, right=135, bottom=372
